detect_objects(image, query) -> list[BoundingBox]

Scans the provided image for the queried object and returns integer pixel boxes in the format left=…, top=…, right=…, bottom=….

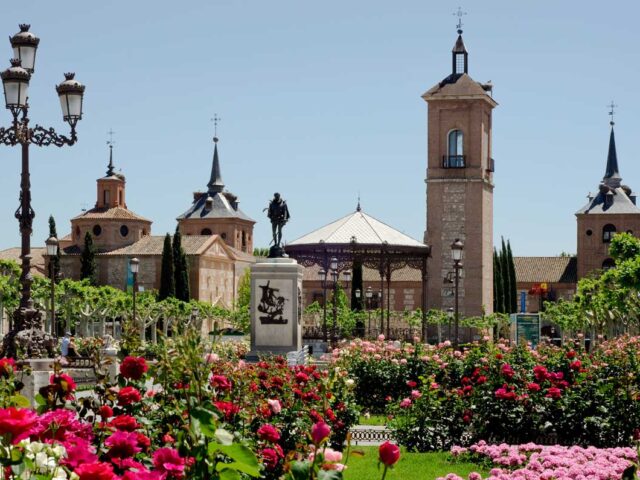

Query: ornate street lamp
left=45, top=236, right=58, bottom=338
left=130, top=258, right=140, bottom=341
left=0, top=24, right=85, bottom=359
left=450, top=238, right=464, bottom=348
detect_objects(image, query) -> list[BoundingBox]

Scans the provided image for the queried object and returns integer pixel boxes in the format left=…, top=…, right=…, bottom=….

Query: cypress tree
left=80, top=232, right=97, bottom=285
left=159, top=233, right=175, bottom=300
left=48, top=215, right=61, bottom=279
left=500, top=237, right=512, bottom=314
left=507, top=240, right=518, bottom=313
left=173, top=228, right=190, bottom=301
left=494, top=248, right=505, bottom=313
left=350, top=261, right=363, bottom=311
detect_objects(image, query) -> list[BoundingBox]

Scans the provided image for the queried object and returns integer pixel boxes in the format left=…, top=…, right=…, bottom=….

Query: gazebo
left=285, top=205, right=430, bottom=339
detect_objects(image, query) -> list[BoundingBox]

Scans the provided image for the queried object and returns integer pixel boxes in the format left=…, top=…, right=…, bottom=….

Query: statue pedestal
left=247, top=258, right=304, bottom=360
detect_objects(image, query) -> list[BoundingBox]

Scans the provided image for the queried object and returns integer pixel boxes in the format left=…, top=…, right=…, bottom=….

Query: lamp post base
left=1, top=307, right=55, bottom=359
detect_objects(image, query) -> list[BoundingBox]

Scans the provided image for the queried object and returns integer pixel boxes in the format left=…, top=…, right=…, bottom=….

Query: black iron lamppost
left=130, top=258, right=140, bottom=340
left=451, top=238, right=464, bottom=348
left=365, top=286, right=373, bottom=334
left=0, top=24, right=85, bottom=358
left=45, top=236, right=58, bottom=338
left=318, top=268, right=328, bottom=342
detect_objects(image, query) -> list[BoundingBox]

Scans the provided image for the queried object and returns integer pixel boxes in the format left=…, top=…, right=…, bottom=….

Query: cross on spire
left=106, top=128, right=115, bottom=176
left=607, top=101, right=617, bottom=126
left=211, top=114, right=221, bottom=143
left=453, top=6, right=467, bottom=34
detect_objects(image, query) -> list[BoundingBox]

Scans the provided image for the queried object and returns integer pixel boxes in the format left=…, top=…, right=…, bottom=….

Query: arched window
left=602, top=224, right=616, bottom=243
left=602, top=258, right=615, bottom=270
left=445, top=130, right=465, bottom=168
left=201, top=228, right=212, bottom=235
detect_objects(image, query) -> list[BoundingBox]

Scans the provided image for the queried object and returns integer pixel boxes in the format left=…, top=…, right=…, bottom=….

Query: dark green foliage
left=48, top=215, right=61, bottom=280
left=507, top=240, right=518, bottom=313
left=159, top=233, right=175, bottom=300
left=80, top=232, right=97, bottom=285
left=173, top=228, right=190, bottom=301
left=500, top=237, right=512, bottom=314
left=252, top=247, right=270, bottom=257
left=351, top=261, right=363, bottom=311
left=493, top=249, right=504, bottom=313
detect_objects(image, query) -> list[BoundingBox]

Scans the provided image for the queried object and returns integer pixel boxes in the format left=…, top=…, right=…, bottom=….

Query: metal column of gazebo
left=285, top=205, right=430, bottom=340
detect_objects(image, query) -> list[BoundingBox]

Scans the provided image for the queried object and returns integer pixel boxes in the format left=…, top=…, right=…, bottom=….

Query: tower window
left=455, top=53, right=465, bottom=74
left=586, top=229, right=593, bottom=236
left=602, top=224, right=616, bottom=243
left=602, top=258, right=615, bottom=270
left=103, top=190, right=110, bottom=206
left=120, top=225, right=129, bottom=237
left=443, top=130, right=465, bottom=168
left=92, top=225, right=102, bottom=237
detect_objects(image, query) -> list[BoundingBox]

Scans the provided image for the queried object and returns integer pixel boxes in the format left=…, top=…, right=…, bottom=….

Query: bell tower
left=423, top=22, right=497, bottom=316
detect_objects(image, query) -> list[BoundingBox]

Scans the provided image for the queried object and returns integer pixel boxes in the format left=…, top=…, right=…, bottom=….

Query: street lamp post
left=365, top=286, right=373, bottom=335
left=0, top=25, right=85, bottom=358
left=130, top=258, right=140, bottom=341
left=318, top=268, right=328, bottom=342
left=330, top=258, right=339, bottom=346
left=451, top=238, right=464, bottom=348
left=45, top=236, right=58, bottom=338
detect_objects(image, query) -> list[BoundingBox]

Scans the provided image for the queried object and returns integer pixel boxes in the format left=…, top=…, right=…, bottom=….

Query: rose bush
left=331, top=336, right=640, bottom=451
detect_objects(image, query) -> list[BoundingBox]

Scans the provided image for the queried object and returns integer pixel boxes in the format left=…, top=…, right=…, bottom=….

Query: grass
left=358, top=414, right=388, bottom=426
left=342, top=447, right=487, bottom=480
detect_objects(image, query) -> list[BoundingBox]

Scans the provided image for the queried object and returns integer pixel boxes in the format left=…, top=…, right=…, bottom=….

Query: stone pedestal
left=248, top=258, right=304, bottom=360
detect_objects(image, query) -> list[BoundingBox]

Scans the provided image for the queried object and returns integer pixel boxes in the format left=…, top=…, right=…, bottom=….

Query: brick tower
left=576, top=114, right=640, bottom=278
left=423, top=26, right=497, bottom=316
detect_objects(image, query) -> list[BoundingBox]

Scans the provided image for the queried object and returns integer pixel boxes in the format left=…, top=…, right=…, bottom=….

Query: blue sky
left=0, top=1, right=638, bottom=256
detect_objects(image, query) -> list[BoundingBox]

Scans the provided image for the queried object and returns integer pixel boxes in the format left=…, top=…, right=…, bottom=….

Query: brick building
left=423, top=26, right=496, bottom=316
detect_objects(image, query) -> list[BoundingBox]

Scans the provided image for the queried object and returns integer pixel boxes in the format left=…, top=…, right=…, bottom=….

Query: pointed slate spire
left=207, top=136, right=224, bottom=193
left=603, top=125, right=622, bottom=188
left=106, top=143, right=115, bottom=176
left=452, top=8, right=468, bottom=75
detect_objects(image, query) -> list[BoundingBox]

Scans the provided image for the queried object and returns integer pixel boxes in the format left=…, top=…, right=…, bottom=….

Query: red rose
left=570, top=360, right=582, bottom=371
left=109, top=415, right=139, bottom=431
left=50, top=373, right=77, bottom=396
left=257, top=424, right=281, bottom=443
left=379, top=441, right=400, bottom=466
left=0, top=358, right=16, bottom=377
left=214, top=401, right=240, bottom=420
left=152, top=448, right=185, bottom=477
left=210, top=375, right=232, bottom=391
left=476, top=375, right=487, bottom=385
left=295, top=372, right=309, bottom=384
left=119, top=356, right=148, bottom=380
left=533, top=365, right=548, bottom=382
left=406, top=380, right=417, bottom=388
left=261, top=448, right=279, bottom=470
left=118, top=387, right=142, bottom=406
left=311, top=421, right=331, bottom=445
left=527, top=382, right=541, bottom=392
left=0, top=407, right=37, bottom=444
left=566, top=350, right=577, bottom=359
left=105, top=431, right=142, bottom=459
left=545, top=387, right=562, bottom=399
left=136, top=432, right=151, bottom=451
left=74, top=462, right=117, bottom=480
left=501, top=364, right=515, bottom=379
left=99, top=405, right=113, bottom=420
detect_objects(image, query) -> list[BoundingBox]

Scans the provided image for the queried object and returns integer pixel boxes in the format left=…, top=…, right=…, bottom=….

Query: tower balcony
left=442, top=155, right=466, bottom=168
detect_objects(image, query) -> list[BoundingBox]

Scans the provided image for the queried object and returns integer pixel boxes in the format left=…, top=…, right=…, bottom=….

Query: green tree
left=493, top=249, right=504, bottom=313
left=48, top=215, right=61, bottom=280
left=507, top=240, right=518, bottom=313
left=231, top=268, right=251, bottom=332
left=252, top=247, right=270, bottom=257
left=159, top=233, right=175, bottom=300
left=173, top=228, right=190, bottom=301
left=500, top=237, right=512, bottom=314
left=80, top=232, right=97, bottom=285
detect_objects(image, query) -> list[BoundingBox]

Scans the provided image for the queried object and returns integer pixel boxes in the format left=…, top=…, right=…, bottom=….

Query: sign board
left=510, top=313, right=541, bottom=348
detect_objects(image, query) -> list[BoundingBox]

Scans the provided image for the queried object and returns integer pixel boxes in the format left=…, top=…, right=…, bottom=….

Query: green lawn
left=343, top=447, right=486, bottom=480
left=357, top=414, right=388, bottom=426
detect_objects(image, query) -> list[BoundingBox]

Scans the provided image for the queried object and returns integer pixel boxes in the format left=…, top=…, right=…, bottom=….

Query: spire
left=603, top=102, right=621, bottom=188
left=452, top=7, right=468, bottom=75
left=207, top=136, right=224, bottom=193
left=356, top=193, right=361, bottom=212
left=106, top=128, right=115, bottom=176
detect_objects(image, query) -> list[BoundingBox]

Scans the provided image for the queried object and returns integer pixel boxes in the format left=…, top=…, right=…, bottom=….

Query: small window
left=602, top=258, right=615, bottom=270
left=120, top=225, right=129, bottom=237
left=201, top=228, right=212, bottom=235
left=221, top=232, right=227, bottom=240
left=92, top=225, right=102, bottom=237
left=448, top=130, right=463, bottom=156
left=455, top=53, right=465, bottom=74
left=586, top=229, right=593, bottom=236
left=602, top=224, right=616, bottom=243
left=103, top=190, right=110, bottom=206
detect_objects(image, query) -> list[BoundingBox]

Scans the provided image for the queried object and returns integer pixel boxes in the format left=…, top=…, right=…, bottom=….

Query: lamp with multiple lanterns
left=450, top=238, right=464, bottom=348
left=0, top=24, right=85, bottom=358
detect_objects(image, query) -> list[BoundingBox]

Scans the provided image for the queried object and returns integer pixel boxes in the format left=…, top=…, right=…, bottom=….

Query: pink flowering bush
left=441, top=441, right=638, bottom=480
left=332, top=336, right=640, bottom=451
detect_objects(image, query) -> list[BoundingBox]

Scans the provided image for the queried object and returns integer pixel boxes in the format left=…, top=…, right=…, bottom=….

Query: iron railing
left=442, top=155, right=466, bottom=168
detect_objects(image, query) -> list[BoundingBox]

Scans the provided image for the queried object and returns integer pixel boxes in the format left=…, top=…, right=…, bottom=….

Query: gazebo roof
left=288, top=209, right=425, bottom=248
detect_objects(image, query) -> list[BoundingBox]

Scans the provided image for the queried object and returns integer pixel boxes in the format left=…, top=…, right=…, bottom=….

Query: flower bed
left=440, top=441, right=638, bottom=480
left=331, top=336, right=640, bottom=450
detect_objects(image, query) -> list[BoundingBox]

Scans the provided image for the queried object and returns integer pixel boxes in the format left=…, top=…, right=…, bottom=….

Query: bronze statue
left=267, top=192, right=290, bottom=257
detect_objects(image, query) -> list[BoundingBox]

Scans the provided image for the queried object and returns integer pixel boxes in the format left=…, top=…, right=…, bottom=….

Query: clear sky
left=0, top=1, right=638, bottom=257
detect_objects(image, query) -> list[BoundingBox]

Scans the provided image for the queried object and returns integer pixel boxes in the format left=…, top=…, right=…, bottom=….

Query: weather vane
left=453, top=7, right=467, bottom=33
left=607, top=101, right=617, bottom=126
left=211, top=114, right=221, bottom=142
left=107, top=128, right=115, bottom=147
left=106, top=128, right=116, bottom=176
